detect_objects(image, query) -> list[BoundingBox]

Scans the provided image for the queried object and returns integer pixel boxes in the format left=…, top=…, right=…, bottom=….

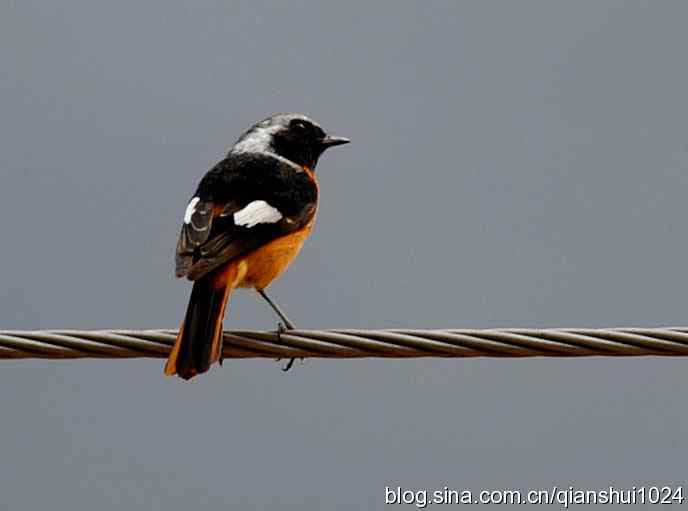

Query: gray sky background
left=2, top=1, right=688, bottom=509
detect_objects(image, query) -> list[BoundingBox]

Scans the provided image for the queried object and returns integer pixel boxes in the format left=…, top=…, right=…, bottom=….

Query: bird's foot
left=275, top=322, right=302, bottom=372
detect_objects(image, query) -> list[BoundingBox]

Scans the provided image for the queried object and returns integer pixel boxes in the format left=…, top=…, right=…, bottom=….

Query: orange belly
left=210, top=226, right=314, bottom=290
left=235, top=220, right=314, bottom=290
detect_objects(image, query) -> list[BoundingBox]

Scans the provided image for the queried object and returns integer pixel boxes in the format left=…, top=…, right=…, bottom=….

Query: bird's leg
left=258, top=289, right=299, bottom=371
left=258, top=289, right=296, bottom=329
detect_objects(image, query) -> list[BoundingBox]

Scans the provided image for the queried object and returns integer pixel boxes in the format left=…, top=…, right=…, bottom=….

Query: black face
left=272, top=118, right=347, bottom=169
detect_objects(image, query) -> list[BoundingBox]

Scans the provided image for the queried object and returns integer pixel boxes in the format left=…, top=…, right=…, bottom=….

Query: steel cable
left=2, top=327, right=688, bottom=360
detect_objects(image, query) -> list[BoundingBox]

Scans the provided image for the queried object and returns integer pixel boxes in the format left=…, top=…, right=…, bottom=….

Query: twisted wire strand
left=2, top=327, right=688, bottom=360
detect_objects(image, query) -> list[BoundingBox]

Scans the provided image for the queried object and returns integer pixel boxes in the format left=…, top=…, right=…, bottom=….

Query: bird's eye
left=290, top=120, right=309, bottom=132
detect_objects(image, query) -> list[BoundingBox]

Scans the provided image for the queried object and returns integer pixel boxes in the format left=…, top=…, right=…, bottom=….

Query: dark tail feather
left=165, top=275, right=231, bottom=380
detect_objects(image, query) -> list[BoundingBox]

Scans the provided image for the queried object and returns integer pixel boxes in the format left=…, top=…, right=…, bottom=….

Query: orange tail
left=165, top=269, right=234, bottom=380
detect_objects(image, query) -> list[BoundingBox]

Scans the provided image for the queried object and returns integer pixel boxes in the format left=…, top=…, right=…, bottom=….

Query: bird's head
left=231, top=113, right=350, bottom=169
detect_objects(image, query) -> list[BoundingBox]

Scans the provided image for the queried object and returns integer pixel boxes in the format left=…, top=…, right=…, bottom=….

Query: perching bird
left=165, top=114, right=349, bottom=379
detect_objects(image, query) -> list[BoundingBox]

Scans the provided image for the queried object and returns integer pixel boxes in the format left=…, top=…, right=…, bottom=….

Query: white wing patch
left=233, top=200, right=283, bottom=228
left=184, top=197, right=200, bottom=224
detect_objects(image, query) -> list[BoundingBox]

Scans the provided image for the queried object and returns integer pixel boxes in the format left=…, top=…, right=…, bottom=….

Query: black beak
left=320, top=135, right=351, bottom=148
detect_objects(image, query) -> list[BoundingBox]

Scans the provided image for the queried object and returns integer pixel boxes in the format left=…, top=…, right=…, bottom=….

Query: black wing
left=175, top=153, right=318, bottom=281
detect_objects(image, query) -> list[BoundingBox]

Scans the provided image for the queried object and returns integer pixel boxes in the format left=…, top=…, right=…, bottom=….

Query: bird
left=165, top=113, right=350, bottom=380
